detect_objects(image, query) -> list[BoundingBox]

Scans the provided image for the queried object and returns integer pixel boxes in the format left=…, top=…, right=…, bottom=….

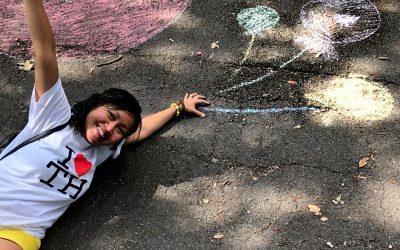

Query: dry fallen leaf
left=287, top=80, right=297, bottom=87
left=250, top=171, right=260, bottom=181
left=214, top=232, right=224, bottom=239
left=219, top=180, right=232, bottom=187
left=320, top=216, right=328, bottom=222
left=315, top=52, right=322, bottom=58
left=359, top=157, right=370, bottom=168
left=272, top=227, right=282, bottom=232
left=291, top=194, right=298, bottom=204
left=211, top=41, right=220, bottom=49
left=17, top=60, right=34, bottom=71
left=332, top=194, right=344, bottom=205
left=308, top=204, right=322, bottom=215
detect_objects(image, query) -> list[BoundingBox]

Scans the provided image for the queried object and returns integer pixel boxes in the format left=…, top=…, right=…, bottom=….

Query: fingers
left=182, top=92, right=210, bottom=117
left=186, top=93, right=208, bottom=102
left=193, top=110, right=206, bottom=118
left=186, top=93, right=199, bottom=99
left=199, top=99, right=211, bottom=105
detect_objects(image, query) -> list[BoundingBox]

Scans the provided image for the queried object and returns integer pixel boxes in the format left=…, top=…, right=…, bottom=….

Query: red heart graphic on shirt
left=73, top=154, right=93, bottom=177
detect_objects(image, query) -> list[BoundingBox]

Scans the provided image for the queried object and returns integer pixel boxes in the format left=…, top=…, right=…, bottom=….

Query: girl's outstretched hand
left=183, top=93, right=210, bottom=117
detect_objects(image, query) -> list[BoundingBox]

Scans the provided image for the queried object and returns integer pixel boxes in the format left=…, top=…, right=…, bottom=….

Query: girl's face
left=85, top=105, right=135, bottom=146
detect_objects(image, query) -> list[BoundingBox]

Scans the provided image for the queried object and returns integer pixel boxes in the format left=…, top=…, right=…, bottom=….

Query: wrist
left=170, top=101, right=185, bottom=118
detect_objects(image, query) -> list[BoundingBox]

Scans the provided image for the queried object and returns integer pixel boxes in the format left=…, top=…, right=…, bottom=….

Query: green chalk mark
left=237, top=6, right=280, bottom=35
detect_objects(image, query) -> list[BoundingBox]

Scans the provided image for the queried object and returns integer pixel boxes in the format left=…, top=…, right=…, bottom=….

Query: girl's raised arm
left=24, top=0, right=59, bottom=101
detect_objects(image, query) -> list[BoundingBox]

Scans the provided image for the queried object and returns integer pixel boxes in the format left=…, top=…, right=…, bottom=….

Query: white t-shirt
left=0, top=79, right=124, bottom=239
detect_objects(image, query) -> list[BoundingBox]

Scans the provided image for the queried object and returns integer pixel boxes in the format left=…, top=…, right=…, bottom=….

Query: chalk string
left=219, top=48, right=308, bottom=93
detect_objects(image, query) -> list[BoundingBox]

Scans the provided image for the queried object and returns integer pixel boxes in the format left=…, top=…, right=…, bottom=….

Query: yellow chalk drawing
left=305, top=76, right=394, bottom=125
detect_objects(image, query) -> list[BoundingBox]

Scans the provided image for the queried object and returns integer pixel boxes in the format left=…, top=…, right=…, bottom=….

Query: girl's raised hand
left=183, top=93, right=210, bottom=117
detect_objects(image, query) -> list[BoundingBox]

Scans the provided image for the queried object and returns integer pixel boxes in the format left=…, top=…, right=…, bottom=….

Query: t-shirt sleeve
left=28, top=79, right=71, bottom=134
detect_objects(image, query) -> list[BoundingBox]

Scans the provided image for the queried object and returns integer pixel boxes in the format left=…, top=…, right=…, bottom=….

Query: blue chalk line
left=200, top=106, right=318, bottom=114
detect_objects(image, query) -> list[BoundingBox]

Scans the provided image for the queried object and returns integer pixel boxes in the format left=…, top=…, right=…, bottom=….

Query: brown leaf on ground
left=308, top=204, right=322, bottom=215
left=332, top=194, right=344, bottom=205
left=359, top=157, right=370, bottom=168
left=213, top=232, right=224, bottom=239
left=219, top=180, right=231, bottom=187
left=250, top=171, right=259, bottom=181
left=291, top=194, right=298, bottom=204
left=287, top=80, right=297, bottom=87
left=291, top=194, right=299, bottom=209
left=211, top=41, right=219, bottom=49
left=320, top=216, right=328, bottom=222
left=355, top=175, right=368, bottom=180
left=202, top=198, right=209, bottom=204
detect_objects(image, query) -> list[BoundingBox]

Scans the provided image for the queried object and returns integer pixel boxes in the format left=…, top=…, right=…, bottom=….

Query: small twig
left=115, top=236, right=141, bottom=244
left=84, top=195, right=101, bottom=212
left=96, top=55, right=123, bottom=67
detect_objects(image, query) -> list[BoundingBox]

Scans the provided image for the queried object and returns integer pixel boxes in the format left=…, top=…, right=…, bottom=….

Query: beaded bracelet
left=170, top=101, right=185, bottom=117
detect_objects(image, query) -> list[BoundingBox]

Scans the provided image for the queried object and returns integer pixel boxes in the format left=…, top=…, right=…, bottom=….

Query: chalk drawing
left=296, top=0, right=381, bottom=59
left=237, top=6, right=280, bottom=36
left=200, top=106, right=318, bottom=114
left=220, top=0, right=381, bottom=93
left=220, top=49, right=308, bottom=93
left=234, top=6, right=280, bottom=75
left=305, top=76, right=393, bottom=125
left=0, top=0, right=190, bottom=58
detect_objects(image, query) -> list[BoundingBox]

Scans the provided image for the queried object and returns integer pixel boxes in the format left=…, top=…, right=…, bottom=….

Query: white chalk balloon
left=300, top=0, right=381, bottom=44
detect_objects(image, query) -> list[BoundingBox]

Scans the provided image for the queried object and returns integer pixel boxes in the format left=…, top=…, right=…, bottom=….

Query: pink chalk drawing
left=0, top=0, right=190, bottom=58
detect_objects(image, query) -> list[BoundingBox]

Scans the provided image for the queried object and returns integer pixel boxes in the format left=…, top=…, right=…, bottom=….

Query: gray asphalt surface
left=1, top=0, right=399, bottom=249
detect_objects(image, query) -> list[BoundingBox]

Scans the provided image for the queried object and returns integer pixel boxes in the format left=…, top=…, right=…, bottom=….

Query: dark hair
left=70, top=88, right=142, bottom=142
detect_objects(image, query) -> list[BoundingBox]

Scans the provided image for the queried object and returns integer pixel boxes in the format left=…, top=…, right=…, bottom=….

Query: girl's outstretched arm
left=24, top=0, right=59, bottom=101
left=124, top=93, right=210, bottom=145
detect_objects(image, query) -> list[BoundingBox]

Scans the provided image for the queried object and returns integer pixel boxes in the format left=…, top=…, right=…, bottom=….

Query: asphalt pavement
left=1, top=0, right=399, bottom=249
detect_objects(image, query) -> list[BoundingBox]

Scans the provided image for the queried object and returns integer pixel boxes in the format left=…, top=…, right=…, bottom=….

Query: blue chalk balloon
left=237, top=6, right=280, bottom=35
